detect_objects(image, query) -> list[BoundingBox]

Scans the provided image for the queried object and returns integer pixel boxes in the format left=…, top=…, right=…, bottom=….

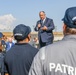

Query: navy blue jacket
left=34, top=17, right=55, bottom=42
left=4, top=43, right=38, bottom=75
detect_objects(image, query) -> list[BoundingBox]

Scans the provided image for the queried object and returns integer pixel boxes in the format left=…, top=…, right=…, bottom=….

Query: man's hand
left=38, top=24, right=41, bottom=28
left=5, top=73, right=9, bottom=75
left=41, top=26, right=48, bottom=30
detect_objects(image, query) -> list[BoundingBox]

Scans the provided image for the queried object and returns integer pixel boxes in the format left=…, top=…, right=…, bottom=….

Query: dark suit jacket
left=34, top=17, right=55, bottom=43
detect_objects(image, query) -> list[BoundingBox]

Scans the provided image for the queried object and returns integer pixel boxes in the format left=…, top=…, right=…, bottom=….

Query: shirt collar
left=41, top=17, right=46, bottom=23
left=15, top=43, right=28, bottom=45
left=43, top=17, right=46, bottom=23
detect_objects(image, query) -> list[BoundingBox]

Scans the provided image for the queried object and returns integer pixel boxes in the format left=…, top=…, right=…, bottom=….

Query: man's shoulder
left=28, top=44, right=39, bottom=51
left=37, top=20, right=41, bottom=23
left=40, top=40, right=66, bottom=54
left=46, top=17, right=53, bottom=21
left=5, top=47, right=14, bottom=54
left=6, top=42, right=10, bottom=45
left=37, top=40, right=67, bottom=62
left=5, top=45, right=16, bottom=54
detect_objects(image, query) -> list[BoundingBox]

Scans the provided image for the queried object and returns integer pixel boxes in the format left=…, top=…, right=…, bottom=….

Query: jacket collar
left=62, top=35, right=76, bottom=41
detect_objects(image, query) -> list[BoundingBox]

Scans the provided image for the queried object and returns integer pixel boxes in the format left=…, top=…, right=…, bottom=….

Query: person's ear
left=63, top=23, right=67, bottom=35
left=63, top=23, right=67, bottom=30
left=27, top=33, right=31, bottom=41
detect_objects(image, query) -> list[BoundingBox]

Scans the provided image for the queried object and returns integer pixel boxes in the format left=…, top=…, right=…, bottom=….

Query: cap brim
left=62, top=18, right=64, bottom=21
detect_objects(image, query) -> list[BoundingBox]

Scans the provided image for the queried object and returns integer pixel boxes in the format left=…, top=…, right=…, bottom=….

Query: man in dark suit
left=34, top=11, right=55, bottom=48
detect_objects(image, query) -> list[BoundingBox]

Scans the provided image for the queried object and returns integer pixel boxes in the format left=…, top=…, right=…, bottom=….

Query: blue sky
left=0, top=0, right=76, bottom=32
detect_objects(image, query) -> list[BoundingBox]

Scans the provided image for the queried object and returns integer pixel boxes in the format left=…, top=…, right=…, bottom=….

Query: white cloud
left=0, top=14, right=16, bottom=30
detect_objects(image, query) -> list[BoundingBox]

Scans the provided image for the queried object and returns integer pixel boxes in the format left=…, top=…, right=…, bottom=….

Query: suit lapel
left=40, top=20, right=43, bottom=26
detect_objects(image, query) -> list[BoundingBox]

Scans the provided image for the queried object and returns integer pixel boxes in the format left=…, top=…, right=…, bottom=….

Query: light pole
left=33, top=25, right=35, bottom=32
left=55, top=26, right=57, bottom=32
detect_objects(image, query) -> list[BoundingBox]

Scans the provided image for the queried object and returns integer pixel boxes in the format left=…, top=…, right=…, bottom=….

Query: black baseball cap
left=13, top=24, right=31, bottom=41
left=62, top=7, right=76, bottom=28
